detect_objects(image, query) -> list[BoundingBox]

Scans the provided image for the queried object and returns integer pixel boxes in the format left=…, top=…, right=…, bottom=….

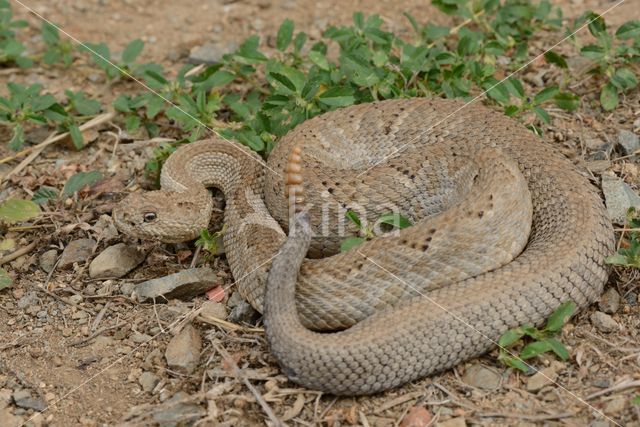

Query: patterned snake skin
left=114, top=98, right=615, bottom=395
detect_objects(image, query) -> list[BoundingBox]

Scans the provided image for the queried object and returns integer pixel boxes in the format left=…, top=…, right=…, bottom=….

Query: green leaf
left=318, top=86, right=355, bottom=107
left=69, top=123, right=84, bottom=149
left=499, top=328, right=525, bottom=347
left=545, top=338, right=570, bottom=360
left=32, top=186, right=59, bottom=205
left=554, top=92, right=580, bottom=111
left=544, top=51, right=568, bottom=68
left=600, top=83, right=619, bottom=111
left=309, top=50, right=330, bottom=71
left=585, top=11, right=606, bottom=37
left=345, top=210, right=362, bottom=229
left=340, top=237, right=366, bottom=252
left=533, top=106, right=551, bottom=124
left=62, top=171, right=103, bottom=196
left=276, top=18, right=294, bottom=51
left=611, top=67, right=638, bottom=91
left=0, top=268, right=12, bottom=291
left=632, top=396, right=640, bottom=405
left=8, top=124, right=24, bottom=151
left=520, top=340, right=553, bottom=359
left=501, top=355, right=530, bottom=373
left=41, top=22, right=60, bottom=45
left=122, top=39, right=144, bottom=64
left=269, top=72, right=297, bottom=93
left=545, top=301, right=576, bottom=332
left=533, top=86, right=559, bottom=105
left=0, top=199, right=41, bottom=223
left=377, top=213, right=411, bottom=229
left=616, top=20, right=640, bottom=39
left=580, top=44, right=605, bottom=61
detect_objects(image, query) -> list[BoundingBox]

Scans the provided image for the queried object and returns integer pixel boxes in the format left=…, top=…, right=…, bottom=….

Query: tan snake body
left=114, top=98, right=615, bottom=395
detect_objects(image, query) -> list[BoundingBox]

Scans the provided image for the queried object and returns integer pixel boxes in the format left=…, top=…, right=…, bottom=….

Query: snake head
left=113, top=190, right=212, bottom=243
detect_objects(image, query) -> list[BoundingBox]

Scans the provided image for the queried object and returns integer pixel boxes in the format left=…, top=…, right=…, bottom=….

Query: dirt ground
left=1, top=0, right=640, bottom=426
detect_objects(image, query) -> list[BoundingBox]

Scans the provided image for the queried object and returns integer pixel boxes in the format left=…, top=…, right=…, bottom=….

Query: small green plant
left=632, top=395, right=640, bottom=405
left=41, top=21, right=75, bottom=66
left=572, top=12, right=640, bottom=110
left=195, top=227, right=226, bottom=257
left=82, top=39, right=161, bottom=81
left=498, top=300, right=576, bottom=372
left=0, top=0, right=31, bottom=67
left=606, top=207, right=640, bottom=268
left=341, top=210, right=411, bottom=252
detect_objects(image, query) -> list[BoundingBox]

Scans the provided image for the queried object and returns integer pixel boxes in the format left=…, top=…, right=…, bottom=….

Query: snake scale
left=114, top=98, right=615, bottom=395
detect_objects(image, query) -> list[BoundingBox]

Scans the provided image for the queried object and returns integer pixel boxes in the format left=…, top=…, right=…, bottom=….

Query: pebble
left=165, top=324, right=202, bottom=375
left=120, top=282, right=135, bottom=297
left=586, top=160, right=611, bottom=174
left=149, top=391, right=206, bottom=424
left=135, top=268, right=218, bottom=302
left=461, top=364, right=502, bottom=390
left=200, top=301, right=227, bottom=320
left=591, top=311, right=619, bottom=333
left=138, top=371, right=160, bottom=393
left=598, top=288, right=621, bottom=314
left=130, top=332, right=153, bottom=344
left=17, top=292, right=39, bottom=309
left=604, top=396, right=627, bottom=414
left=601, top=174, right=640, bottom=224
left=12, top=389, right=46, bottom=411
left=526, top=364, right=561, bottom=392
left=58, top=239, right=97, bottom=269
left=585, top=137, right=608, bottom=151
left=227, top=299, right=259, bottom=324
left=89, top=244, right=146, bottom=279
left=625, top=291, right=638, bottom=306
left=69, top=294, right=83, bottom=304
left=617, top=129, right=639, bottom=156
left=188, top=41, right=238, bottom=65
left=38, top=249, right=58, bottom=273
left=0, top=408, right=22, bottom=427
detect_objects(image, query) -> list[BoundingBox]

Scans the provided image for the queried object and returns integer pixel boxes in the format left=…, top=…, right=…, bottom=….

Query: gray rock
left=598, top=288, right=621, bottom=314
left=38, top=249, right=58, bottom=273
left=526, top=364, right=561, bottom=392
left=89, top=243, right=145, bottom=279
left=152, top=391, right=206, bottom=423
left=200, top=301, right=227, bottom=320
left=138, top=371, right=160, bottom=393
left=601, top=174, right=640, bottom=224
left=591, top=311, right=619, bottom=333
left=120, top=282, right=135, bottom=297
left=130, top=332, right=153, bottom=344
left=585, top=138, right=608, bottom=151
left=16, top=292, right=39, bottom=309
left=461, top=364, right=501, bottom=390
left=227, top=299, right=259, bottom=325
left=165, top=324, right=202, bottom=375
left=58, top=239, right=97, bottom=269
left=626, top=291, right=638, bottom=306
left=604, top=396, right=627, bottom=414
left=135, top=268, right=217, bottom=302
left=188, top=41, right=238, bottom=65
left=12, top=390, right=45, bottom=411
left=617, top=129, right=639, bottom=156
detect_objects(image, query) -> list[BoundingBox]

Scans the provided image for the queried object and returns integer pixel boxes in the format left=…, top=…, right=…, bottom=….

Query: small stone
left=69, top=294, right=83, bottom=304
left=120, top=282, right=135, bottom=297
left=138, top=371, right=160, bottom=393
left=0, top=407, right=22, bottom=427
left=17, top=292, right=39, bottom=309
left=601, top=174, right=640, bottom=224
left=165, top=324, right=202, bottom=375
left=188, top=41, right=238, bottom=65
left=227, top=299, right=259, bottom=324
left=526, top=366, right=558, bottom=392
left=39, top=249, right=58, bottom=273
left=586, top=160, right=611, bottom=174
left=617, top=129, right=639, bottom=156
left=12, top=389, right=45, bottom=411
left=598, top=288, right=621, bottom=314
left=200, top=301, right=227, bottom=320
left=437, top=417, right=467, bottom=427
left=130, top=332, right=153, bottom=344
left=625, top=291, right=637, bottom=306
left=149, top=391, right=206, bottom=423
left=399, top=406, right=432, bottom=427
left=58, top=239, right=97, bottom=269
left=135, top=268, right=217, bottom=302
left=591, top=311, right=619, bottom=333
left=604, top=396, right=627, bottom=414
left=89, top=243, right=146, bottom=279
left=461, top=364, right=501, bottom=390
left=585, top=138, right=608, bottom=151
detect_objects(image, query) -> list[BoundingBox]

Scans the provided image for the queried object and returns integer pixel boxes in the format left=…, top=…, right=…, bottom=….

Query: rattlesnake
left=114, top=98, right=615, bottom=395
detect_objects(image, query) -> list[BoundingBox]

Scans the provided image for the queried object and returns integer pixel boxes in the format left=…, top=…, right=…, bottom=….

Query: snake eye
left=143, top=212, right=157, bottom=222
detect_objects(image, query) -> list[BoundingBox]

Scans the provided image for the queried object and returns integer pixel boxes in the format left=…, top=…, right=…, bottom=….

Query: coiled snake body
left=114, top=98, right=614, bottom=395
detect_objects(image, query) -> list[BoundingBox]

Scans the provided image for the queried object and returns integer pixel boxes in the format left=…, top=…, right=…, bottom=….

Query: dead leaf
left=399, top=406, right=432, bottom=427
left=206, top=285, right=225, bottom=302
